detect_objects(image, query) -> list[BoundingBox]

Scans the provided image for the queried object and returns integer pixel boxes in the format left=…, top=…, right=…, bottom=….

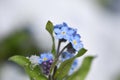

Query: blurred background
left=0, top=0, right=120, bottom=80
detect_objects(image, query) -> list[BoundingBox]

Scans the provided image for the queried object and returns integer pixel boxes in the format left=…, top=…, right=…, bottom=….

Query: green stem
left=57, top=43, right=69, bottom=58
left=52, top=40, right=61, bottom=80
left=56, top=40, right=61, bottom=57
left=49, top=75, right=52, bottom=80
left=30, top=77, right=33, bottom=80
left=52, top=66, right=57, bottom=80
left=50, top=42, right=69, bottom=80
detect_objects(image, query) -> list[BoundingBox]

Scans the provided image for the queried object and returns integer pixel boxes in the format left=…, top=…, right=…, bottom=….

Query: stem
left=56, top=40, right=61, bottom=56
left=52, top=66, right=57, bottom=80
left=57, top=43, right=69, bottom=58
left=51, top=43, right=69, bottom=80
left=50, top=42, right=69, bottom=80
left=30, top=77, right=33, bottom=80
left=54, top=43, right=70, bottom=66
left=49, top=75, right=52, bottom=80
left=52, top=40, right=61, bottom=80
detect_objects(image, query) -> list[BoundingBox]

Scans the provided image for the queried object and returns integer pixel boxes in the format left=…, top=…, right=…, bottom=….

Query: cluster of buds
left=41, top=59, right=53, bottom=75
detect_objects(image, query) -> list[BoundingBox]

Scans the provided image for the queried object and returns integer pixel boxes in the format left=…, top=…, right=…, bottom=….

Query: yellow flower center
left=61, top=31, right=66, bottom=35
left=73, top=40, right=77, bottom=45
left=43, top=58, right=47, bottom=61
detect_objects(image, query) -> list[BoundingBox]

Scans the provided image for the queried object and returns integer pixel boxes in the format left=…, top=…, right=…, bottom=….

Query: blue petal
left=61, top=52, right=74, bottom=61
left=56, top=34, right=63, bottom=39
left=40, top=53, right=46, bottom=58
left=39, top=59, right=43, bottom=64
left=74, top=34, right=81, bottom=41
left=61, top=26, right=69, bottom=31
left=68, top=28, right=77, bottom=35
left=40, top=52, right=53, bottom=62
left=63, top=22, right=68, bottom=26
left=54, top=28, right=61, bottom=34
left=69, top=59, right=78, bottom=75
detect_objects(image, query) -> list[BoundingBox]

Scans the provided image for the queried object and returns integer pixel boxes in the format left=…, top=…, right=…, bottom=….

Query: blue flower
left=70, top=34, right=83, bottom=51
left=61, top=52, right=74, bottom=61
left=54, top=23, right=76, bottom=41
left=69, top=59, right=78, bottom=75
left=39, top=52, right=53, bottom=64
left=54, top=22, right=83, bottom=51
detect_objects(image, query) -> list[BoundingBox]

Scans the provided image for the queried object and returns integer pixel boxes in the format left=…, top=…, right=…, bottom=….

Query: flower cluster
left=29, top=52, right=53, bottom=75
left=41, top=59, right=53, bottom=75
left=54, top=23, right=83, bottom=51
left=40, top=53, right=53, bottom=75
left=28, top=22, right=84, bottom=76
left=53, top=22, right=84, bottom=75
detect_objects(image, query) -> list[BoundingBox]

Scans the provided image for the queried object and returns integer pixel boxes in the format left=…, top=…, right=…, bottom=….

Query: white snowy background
left=0, top=0, right=120, bottom=80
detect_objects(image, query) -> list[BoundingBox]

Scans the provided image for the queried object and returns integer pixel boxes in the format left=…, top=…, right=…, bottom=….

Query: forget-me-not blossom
left=39, top=52, right=53, bottom=64
left=61, top=51, right=74, bottom=61
left=70, top=34, right=83, bottom=51
left=54, top=23, right=76, bottom=41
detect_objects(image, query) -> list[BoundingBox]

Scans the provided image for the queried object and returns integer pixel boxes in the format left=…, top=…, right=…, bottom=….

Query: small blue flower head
left=54, top=23, right=76, bottom=41
left=61, top=52, right=74, bottom=61
left=70, top=34, right=83, bottom=51
left=39, top=52, right=53, bottom=64
left=69, top=59, right=78, bottom=75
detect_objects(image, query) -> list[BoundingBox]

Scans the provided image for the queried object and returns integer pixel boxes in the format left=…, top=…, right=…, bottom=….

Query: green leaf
left=46, top=21, right=56, bottom=56
left=51, top=35, right=56, bottom=56
left=67, top=56, right=95, bottom=80
left=46, top=21, right=54, bottom=35
left=25, top=66, right=47, bottom=80
left=76, top=48, right=87, bottom=57
left=9, top=55, right=30, bottom=67
left=9, top=55, right=47, bottom=80
left=54, top=57, right=76, bottom=80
